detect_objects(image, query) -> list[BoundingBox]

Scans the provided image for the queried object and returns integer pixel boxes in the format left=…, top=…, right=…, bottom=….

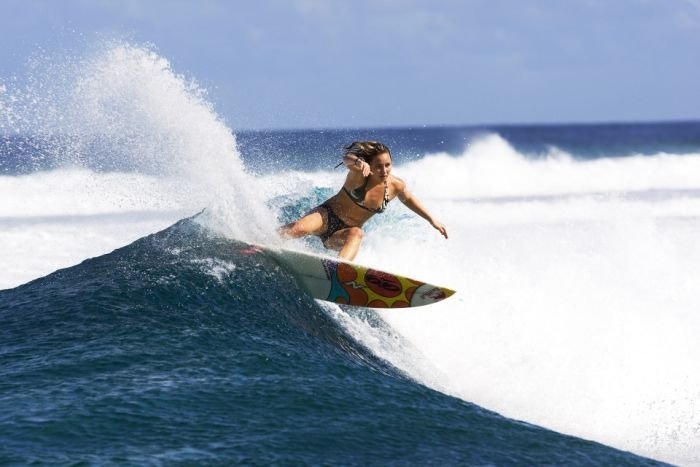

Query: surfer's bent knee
left=346, top=227, right=363, bottom=240
left=322, top=226, right=363, bottom=250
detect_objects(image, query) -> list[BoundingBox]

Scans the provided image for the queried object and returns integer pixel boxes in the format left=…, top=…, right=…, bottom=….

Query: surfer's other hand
left=432, top=221, right=448, bottom=239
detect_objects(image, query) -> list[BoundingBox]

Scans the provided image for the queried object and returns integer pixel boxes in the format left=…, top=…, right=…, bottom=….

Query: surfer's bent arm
left=341, top=154, right=371, bottom=177
left=397, top=180, right=448, bottom=239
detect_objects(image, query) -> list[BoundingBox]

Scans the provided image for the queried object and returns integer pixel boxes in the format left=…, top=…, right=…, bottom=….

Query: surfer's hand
left=432, top=221, right=448, bottom=239
left=359, top=160, right=371, bottom=177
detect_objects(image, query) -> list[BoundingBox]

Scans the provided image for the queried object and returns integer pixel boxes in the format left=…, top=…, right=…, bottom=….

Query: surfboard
left=245, top=244, right=455, bottom=309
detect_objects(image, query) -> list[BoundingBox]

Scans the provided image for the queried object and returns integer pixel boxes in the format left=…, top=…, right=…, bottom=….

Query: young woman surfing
left=278, top=141, right=448, bottom=261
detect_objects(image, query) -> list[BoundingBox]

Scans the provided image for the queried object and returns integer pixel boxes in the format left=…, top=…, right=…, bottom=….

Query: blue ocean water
left=0, top=217, right=666, bottom=465
left=2, top=43, right=699, bottom=465
left=235, top=120, right=700, bottom=172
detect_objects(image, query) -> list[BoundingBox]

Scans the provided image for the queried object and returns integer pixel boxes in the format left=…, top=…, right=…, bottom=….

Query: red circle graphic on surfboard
left=365, top=269, right=402, bottom=298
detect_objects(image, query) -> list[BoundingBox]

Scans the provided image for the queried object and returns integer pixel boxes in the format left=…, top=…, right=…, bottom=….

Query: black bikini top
left=342, top=178, right=390, bottom=213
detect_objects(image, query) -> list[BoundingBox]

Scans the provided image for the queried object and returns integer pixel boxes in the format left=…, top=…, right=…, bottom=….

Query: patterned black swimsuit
left=343, top=178, right=389, bottom=213
left=319, top=178, right=390, bottom=243
left=319, top=203, right=350, bottom=243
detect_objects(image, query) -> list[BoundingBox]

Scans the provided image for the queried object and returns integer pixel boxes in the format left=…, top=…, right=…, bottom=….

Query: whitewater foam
left=336, top=138, right=700, bottom=465
left=402, top=134, right=700, bottom=199
left=255, top=137, right=700, bottom=463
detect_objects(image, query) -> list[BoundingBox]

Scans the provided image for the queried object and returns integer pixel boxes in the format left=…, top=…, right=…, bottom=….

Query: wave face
left=0, top=218, right=662, bottom=465
left=3, top=41, right=699, bottom=464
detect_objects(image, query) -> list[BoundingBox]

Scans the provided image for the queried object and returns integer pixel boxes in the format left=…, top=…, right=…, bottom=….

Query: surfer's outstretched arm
left=396, top=181, right=448, bottom=239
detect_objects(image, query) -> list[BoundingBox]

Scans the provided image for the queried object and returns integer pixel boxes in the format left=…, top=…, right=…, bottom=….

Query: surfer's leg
left=325, top=227, right=363, bottom=261
left=278, top=209, right=326, bottom=239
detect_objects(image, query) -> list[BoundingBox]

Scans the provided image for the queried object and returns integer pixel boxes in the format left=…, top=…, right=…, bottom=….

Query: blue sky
left=1, top=0, right=699, bottom=130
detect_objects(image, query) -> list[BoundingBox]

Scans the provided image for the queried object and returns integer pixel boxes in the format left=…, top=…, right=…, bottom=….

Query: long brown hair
left=343, top=141, right=391, bottom=164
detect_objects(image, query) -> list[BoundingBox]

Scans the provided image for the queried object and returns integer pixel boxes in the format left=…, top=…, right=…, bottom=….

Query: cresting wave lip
left=0, top=41, right=279, bottom=288
left=0, top=40, right=278, bottom=241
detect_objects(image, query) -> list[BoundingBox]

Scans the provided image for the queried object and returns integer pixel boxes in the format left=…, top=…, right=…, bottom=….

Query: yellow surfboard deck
left=254, top=244, right=455, bottom=309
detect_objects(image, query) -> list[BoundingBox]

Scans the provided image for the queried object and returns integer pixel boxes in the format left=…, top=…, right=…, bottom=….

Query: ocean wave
left=400, top=133, right=700, bottom=199
left=0, top=217, right=661, bottom=465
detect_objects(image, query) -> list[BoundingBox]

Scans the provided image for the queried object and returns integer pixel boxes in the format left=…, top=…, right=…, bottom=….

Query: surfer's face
left=371, top=152, right=392, bottom=179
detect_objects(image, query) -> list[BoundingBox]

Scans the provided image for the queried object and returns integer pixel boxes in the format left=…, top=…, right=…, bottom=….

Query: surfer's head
left=343, top=141, right=391, bottom=164
left=343, top=141, right=392, bottom=179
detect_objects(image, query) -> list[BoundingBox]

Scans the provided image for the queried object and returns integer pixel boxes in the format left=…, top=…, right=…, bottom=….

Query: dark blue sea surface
left=3, top=121, right=700, bottom=175
left=235, top=121, right=700, bottom=172
left=0, top=217, right=666, bottom=465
